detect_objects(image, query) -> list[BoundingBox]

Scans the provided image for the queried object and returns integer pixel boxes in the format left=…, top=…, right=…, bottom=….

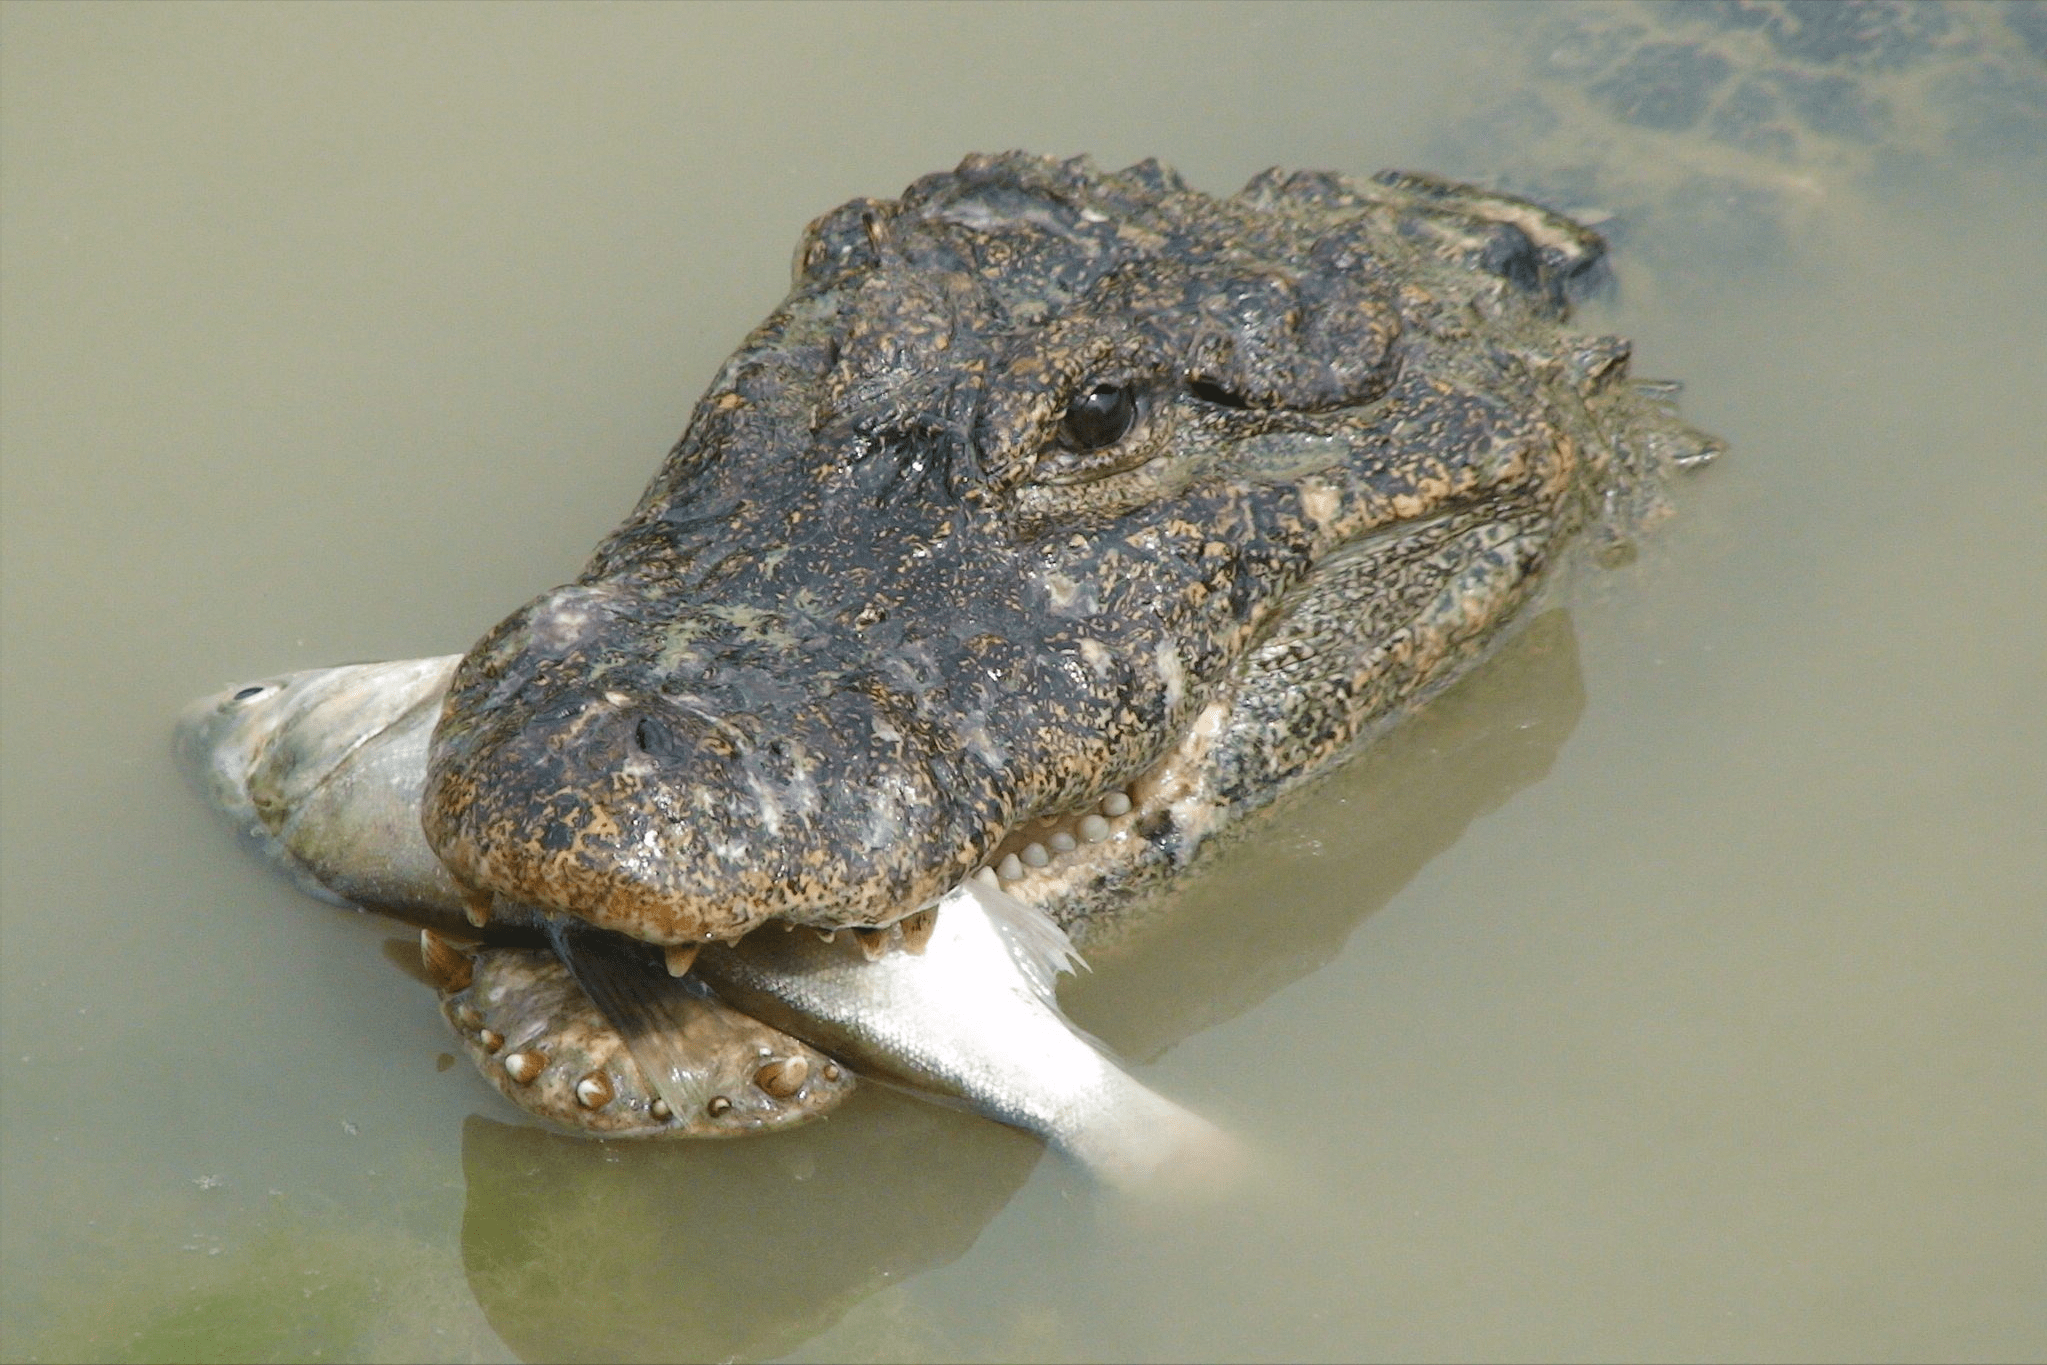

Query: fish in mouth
left=180, top=658, right=1229, bottom=1186
left=180, top=155, right=1716, bottom=1177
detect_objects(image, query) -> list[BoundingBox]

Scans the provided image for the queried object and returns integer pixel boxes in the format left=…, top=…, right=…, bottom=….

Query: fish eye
left=1061, top=382, right=1138, bottom=451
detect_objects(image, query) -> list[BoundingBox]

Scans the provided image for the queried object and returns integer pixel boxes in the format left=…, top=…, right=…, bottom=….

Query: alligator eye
left=1061, top=382, right=1137, bottom=451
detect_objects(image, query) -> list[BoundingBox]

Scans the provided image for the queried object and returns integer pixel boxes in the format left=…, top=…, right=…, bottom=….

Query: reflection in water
left=460, top=1094, right=1039, bottom=1364
left=7, top=2, right=2044, bottom=1356
left=453, top=611, right=1582, bottom=1363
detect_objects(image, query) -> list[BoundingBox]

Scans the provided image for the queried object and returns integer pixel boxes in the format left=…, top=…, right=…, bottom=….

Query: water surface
left=3, top=4, right=2041, bottom=1360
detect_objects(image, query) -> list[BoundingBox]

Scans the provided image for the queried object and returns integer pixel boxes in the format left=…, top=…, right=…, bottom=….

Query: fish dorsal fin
left=959, top=877, right=1086, bottom=1003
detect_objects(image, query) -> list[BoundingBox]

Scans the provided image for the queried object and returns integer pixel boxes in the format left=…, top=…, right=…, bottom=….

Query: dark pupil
left=1063, top=383, right=1136, bottom=451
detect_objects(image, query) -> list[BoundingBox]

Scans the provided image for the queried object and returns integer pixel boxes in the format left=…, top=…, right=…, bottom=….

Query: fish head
left=176, top=658, right=457, bottom=829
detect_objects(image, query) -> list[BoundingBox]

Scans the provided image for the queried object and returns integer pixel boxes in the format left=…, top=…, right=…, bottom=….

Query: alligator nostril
left=1477, top=222, right=1542, bottom=296
left=634, top=714, right=687, bottom=762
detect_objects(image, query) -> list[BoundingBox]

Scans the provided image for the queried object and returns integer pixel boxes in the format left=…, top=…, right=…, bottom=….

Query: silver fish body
left=697, top=879, right=1228, bottom=1188
left=180, top=657, right=1229, bottom=1185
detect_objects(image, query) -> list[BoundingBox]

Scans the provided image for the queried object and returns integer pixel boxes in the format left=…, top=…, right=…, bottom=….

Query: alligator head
left=421, top=153, right=1711, bottom=949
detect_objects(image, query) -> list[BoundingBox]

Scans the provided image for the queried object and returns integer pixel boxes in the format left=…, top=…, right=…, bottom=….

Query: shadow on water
left=1067, top=607, right=1585, bottom=1062
left=451, top=610, right=1585, bottom=1363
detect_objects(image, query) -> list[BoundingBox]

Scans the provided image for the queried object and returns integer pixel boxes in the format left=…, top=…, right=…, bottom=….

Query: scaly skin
left=421, top=154, right=1718, bottom=957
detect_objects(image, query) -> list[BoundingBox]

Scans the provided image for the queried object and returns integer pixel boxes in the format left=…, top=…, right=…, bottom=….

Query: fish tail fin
left=1056, top=1081, right=1245, bottom=1196
left=958, top=881, right=1242, bottom=1193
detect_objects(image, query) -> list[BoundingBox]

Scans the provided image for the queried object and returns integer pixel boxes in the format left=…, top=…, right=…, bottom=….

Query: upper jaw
left=419, top=485, right=1530, bottom=951
left=422, top=678, right=1002, bottom=946
left=420, top=579, right=1106, bottom=945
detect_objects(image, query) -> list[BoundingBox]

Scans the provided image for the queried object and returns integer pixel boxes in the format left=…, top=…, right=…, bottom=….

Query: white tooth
left=755, top=1056, right=808, bottom=1097
left=420, top=930, right=473, bottom=993
left=1049, top=831, right=1077, bottom=853
left=1021, top=842, right=1050, bottom=868
left=997, top=853, right=1024, bottom=881
left=1101, top=791, right=1131, bottom=817
left=664, top=943, right=699, bottom=977
left=651, top=1098, right=673, bottom=1120
left=1079, top=814, right=1109, bottom=843
left=974, top=867, right=1000, bottom=887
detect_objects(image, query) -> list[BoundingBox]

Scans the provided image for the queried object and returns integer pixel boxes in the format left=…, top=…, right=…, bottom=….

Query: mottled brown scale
left=421, top=154, right=1717, bottom=952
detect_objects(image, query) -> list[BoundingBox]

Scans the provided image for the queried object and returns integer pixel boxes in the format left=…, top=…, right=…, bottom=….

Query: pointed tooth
left=478, top=1028, right=504, bottom=1054
left=755, top=1056, right=809, bottom=1097
left=899, top=906, right=937, bottom=953
left=813, top=928, right=837, bottom=944
left=1049, top=831, right=1077, bottom=853
left=997, top=853, right=1024, bottom=881
left=707, top=1096, right=733, bottom=1117
left=851, top=926, right=891, bottom=961
left=419, top=929, right=474, bottom=993
left=650, top=1098, right=673, bottom=1120
left=462, top=891, right=492, bottom=929
left=664, top=942, right=699, bottom=977
left=1100, top=791, right=1131, bottom=817
left=974, top=867, right=1000, bottom=887
left=453, top=1003, right=484, bottom=1031
left=503, top=1050, right=545, bottom=1085
left=1079, top=814, right=1110, bottom=843
left=1021, top=842, right=1050, bottom=868
left=574, top=1072, right=614, bottom=1109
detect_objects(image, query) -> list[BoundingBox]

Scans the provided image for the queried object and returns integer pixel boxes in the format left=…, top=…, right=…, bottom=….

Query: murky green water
left=4, top=4, right=2042, bottom=1361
